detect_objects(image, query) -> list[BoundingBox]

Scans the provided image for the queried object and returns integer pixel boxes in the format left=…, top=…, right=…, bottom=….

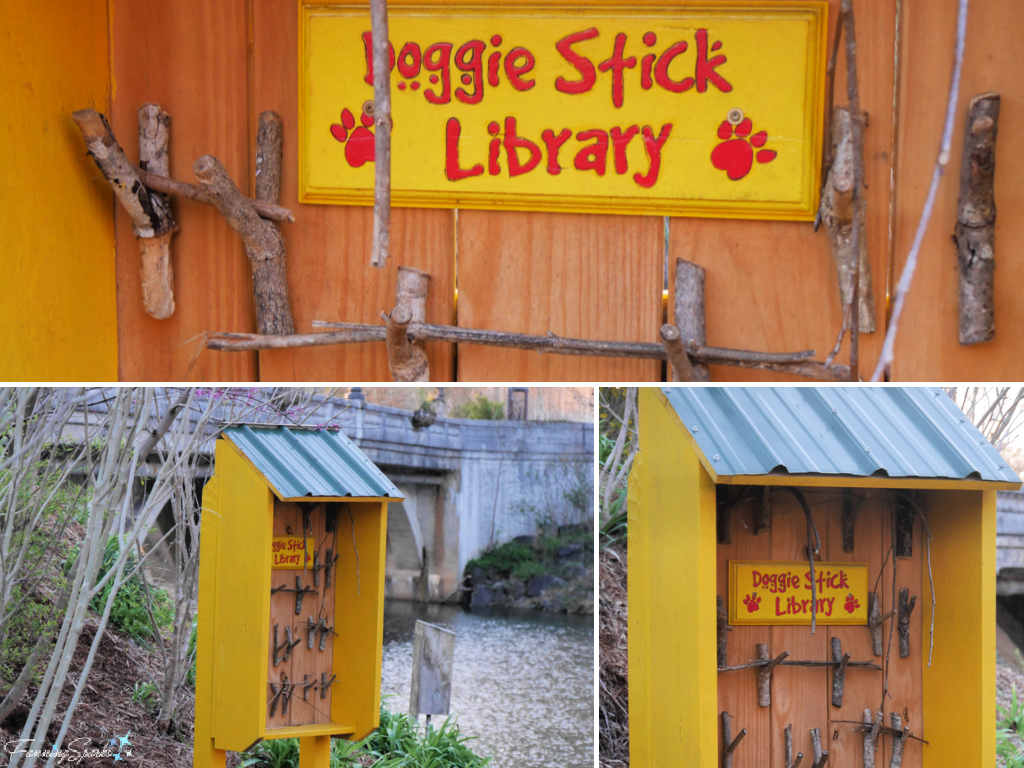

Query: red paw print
left=710, top=115, right=777, bottom=181
left=844, top=593, right=860, bottom=614
left=743, top=592, right=761, bottom=613
left=330, top=108, right=376, bottom=168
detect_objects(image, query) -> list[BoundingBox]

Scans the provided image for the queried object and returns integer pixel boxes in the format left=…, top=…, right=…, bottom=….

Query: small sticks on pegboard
left=721, top=711, right=747, bottom=768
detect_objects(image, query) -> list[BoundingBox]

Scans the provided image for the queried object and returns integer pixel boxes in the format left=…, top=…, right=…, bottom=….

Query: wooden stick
left=674, top=259, right=710, bottom=381
left=369, top=0, right=391, bottom=268
left=841, top=491, right=858, bottom=553
left=888, top=713, right=910, bottom=768
left=841, top=0, right=867, bottom=381
left=866, top=592, right=895, bottom=657
left=721, top=711, right=746, bottom=768
left=755, top=486, right=772, bottom=536
left=719, top=658, right=881, bottom=672
left=898, top=588, right=916, bottom=658
left=660, top=324, right=698, bottom=382
left=815, top=3, right=847, bottom=230
left=862, top=709, right=881, bottom=768
left=830, top=637, right=851, bottom=708
left=384, top=307, right=429, bottom=382
left=820, top=106, right=875, bottom=338
left=782, top=487, right=821, bottom=634
left=135, top=166, right=294, bottom=223
left=73, top=108, right=177, bottom=319
left=786, top=723, right=804, bottom=768
left=894, top=495, right=914, bottom=557
left=717, top=596, right=732, bottom=668
left=756, top=645, right=789, bottom=707
left=955, top=92, right=1000, bottom=345
left=810, top=728, right=829, bottom=768
left=193, top=150, right=295, bottom=335
left=207, top=321, right=849, bottom=379
left=137, top=104, right=175, bottom=319
left=717, top=501, right=732, bottom=545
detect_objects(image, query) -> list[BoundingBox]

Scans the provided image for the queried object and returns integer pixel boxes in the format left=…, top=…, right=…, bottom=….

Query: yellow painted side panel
left=194, top=475, right=227, bottom=768
left=629, top=387, right=717, bottom=767
left=0, top=0, right=118, bottom=381
left=920, top=489, right=994, bottom=767
left=331, top=501, right=389, bottom=740
left=211, top=439, right=276, bottom=750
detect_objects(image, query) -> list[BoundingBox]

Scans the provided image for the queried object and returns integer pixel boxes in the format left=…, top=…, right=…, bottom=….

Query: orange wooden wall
left=716, top=489, right=924, bottom=768
left=102, top=0, right=1024, bottom=382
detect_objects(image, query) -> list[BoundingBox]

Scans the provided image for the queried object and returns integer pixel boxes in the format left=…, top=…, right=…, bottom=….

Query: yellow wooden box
left=194, top=428, right=402, bottom=768
left=627, top=387, right=1021, bottom=768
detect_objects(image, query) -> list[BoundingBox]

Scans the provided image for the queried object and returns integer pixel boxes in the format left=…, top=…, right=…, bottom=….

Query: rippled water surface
left=380, top=601, right=594, bottom=768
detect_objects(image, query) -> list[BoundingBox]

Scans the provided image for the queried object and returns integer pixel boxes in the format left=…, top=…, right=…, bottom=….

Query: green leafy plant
left=86, top=537, right=174, bottom=647
left=510, top=560, right=547, bottom=581
left=465, top=542, right=534, bottom=578
left=242, top=738, right=300, bottom=768
left=450, top=396, right=504, bottom=421
left=131, top=680, right=160, bottom=713
left=999, top=684, right=1024, bottom=767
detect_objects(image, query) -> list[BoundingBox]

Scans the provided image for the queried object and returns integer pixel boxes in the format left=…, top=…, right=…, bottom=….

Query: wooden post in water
left=410, top=621, right=457, bottom=727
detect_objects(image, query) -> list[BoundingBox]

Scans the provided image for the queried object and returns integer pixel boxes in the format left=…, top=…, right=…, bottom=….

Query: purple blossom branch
left=872, top=0, right=970, bottom=381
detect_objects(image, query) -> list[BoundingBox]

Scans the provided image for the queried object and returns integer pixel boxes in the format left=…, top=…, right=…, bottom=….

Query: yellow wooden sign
left=299, top=0, right=827, bottom=219
left=271, top=536, right=315, bottom=569
left=729, top=560, right=868, bottom=625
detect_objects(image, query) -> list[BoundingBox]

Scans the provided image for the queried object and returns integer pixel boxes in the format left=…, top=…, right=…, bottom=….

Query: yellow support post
left=629, top=388, right=718, bottom=768
left=299, top=735, right=332, bottom=768
left=194, top=475, right=226, bottom=768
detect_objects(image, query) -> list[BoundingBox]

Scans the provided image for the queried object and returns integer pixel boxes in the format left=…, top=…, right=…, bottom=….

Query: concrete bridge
left=320, top=396, right=594, bottom=601
left=64, top=389, right=594, bottom=603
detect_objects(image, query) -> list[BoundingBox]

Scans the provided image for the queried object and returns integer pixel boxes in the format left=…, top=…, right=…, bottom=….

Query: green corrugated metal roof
left=662, top=386, right=1022, bottom=485
left=223, top=425, right=401, bottom=499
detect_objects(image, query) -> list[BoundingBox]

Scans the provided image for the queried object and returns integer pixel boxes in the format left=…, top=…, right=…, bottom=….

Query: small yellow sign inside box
left=271, top=536, right=315, bottom=569
left=729, top=560, right=868, bottom=626
left=299, top=0, right=828, bottom=219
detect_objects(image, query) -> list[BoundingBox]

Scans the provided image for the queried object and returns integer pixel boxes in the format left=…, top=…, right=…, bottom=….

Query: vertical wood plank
left=716, top=498, right=772, bottom=768
left=881, top=499, right=923, bottom=768
left=110, top=0, right=256, bottom=381
left=456, top=211, right=662, bottom=382
left=825, top=492, right=884, bottom=766
left=668, top=0, right=896, bottom=381
left=889, top=0, right=1024, bottom=380
left=251, top=1, right=454, bottom=382
left=769, top=490, right=829, bottom=768
left=310, top=504, right=336, bottom=724
left=269, top=502, right=301, bottom=730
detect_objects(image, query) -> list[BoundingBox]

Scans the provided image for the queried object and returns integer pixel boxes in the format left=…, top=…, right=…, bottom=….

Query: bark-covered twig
left=888, top=712, right=910, bottom=768
left=810, top=728, right=829, bottom=768
left=717, top=596, right=732, bottom=668
left=135, top=166, right=294, bottom=222
left=719, top=658, right=881, bottom=672
left=831, top=637, right=851, bottom=708
left=383, top=307, right=429, bottom=382
left=193, top=148, right=295, bottom=335
left=660, top=324, right=698, bottom=382
left=757, top=645, right=789, bottom=707
left=867, top=592, right=896, bottom=657
left=673, top=260, right=709, bottom=381
left=721, top=711, right=746, bottom=768
left=785, top=723, right=804, bottom=768
left=861, top=709, right=881, bottom=767
left=872, top=0, right=970, bottom=380
left=137, top=104, right=175, bottom=319
left=955, top=92, right=1000, bottom=345
left=369, top=0, right=391, bottom=268
left=898, top=587, right=917, bottom=658
left=73, top=108, right=177, bottom=320
left=755, top=486, right=771, bottom=536
left=782, top=487, right=821, bottom=633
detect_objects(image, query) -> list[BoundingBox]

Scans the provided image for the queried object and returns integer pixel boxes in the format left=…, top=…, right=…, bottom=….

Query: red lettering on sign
left=504, top=117, right=542, bottom=177
left=610, top=125, right=639, bottom=174
left=398, top=42, right=422, bottom=79
left=445, top=118, right=484, bottom=180
left=654, top=40, right=693, bottom=93
left=598, top=33, right=637, bottom=108
left=455, top=40, right=486, bottom=104
left=362, top=31, right=396, bottom=86
left=633, top=123, right=672, bottom=188
left=695, top=29, right=732, bottom=93
left=574, top=129, right=609, bottom=175
left=504, top=48, right=537, bottom=91
left=542, top=128, right=573, bottom=174
left=424, top=43, right=454, bottom=104
left=488, top=51, right=502, bottom=87
left=555, top=28, right=599, bottom=94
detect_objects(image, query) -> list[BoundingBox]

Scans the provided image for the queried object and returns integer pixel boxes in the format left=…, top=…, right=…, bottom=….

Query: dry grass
left=600, top=538, right=628, bottom=768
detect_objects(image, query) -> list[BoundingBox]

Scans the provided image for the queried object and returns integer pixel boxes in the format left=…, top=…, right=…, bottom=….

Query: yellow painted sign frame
left=728, top=560, right=869, bottom=626
left=298, top=0, right=828, bottom=220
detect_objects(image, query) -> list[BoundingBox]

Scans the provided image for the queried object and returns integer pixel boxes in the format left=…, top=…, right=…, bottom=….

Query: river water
left=380, top=601, right=594, bottom=768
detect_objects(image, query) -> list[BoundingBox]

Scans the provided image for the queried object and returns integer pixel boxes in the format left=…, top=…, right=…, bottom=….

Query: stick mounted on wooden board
left=193, top=113, right=295, bottom=336
left=73, top=107, right=178, bottom=319
left=673, top=259, right=710, bottom=381
left=369, top=0, right=392, bottom=268
left=756, top=644, right=789, bottom=707
left=955, top=92, right=1000, bottom=345
left=820, top=107, right=875, bottom=336
left=384, top=266, right=431, bottom=381
left=897, top=587, right=917, bottom=658
left=721, top=711, right=746, bottom=768
left=716, top=596, right=732, bottom=668
left=785, top=724, right=804, bottom=768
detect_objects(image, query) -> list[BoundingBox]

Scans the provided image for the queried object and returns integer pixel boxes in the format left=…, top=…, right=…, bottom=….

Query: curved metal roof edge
left=659, top=386, right=1023, bottom=489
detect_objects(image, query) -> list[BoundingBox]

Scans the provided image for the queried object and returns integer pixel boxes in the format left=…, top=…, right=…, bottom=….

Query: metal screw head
left=832, top=408, right=838, bottom=414
left=692, top=426, right=699, bottom=432
left=865, top=447, right=871, bottom=453
left=713, top=454, right=720, bottom=461
left=727, top=108, right=744, bottom=125
left=362, top=100, right=375, bottom=118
